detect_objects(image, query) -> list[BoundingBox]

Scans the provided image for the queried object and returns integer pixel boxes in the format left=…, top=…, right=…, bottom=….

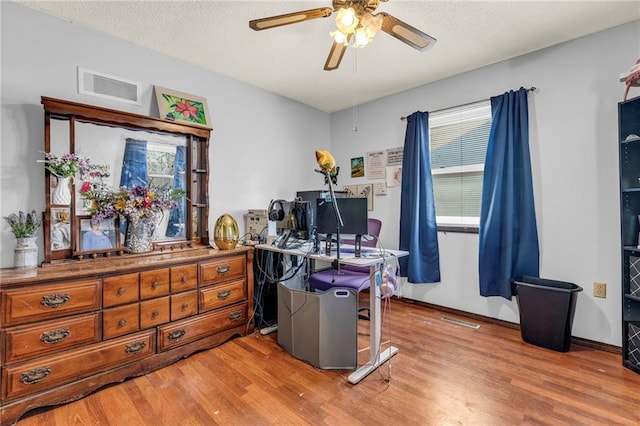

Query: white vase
left=52, top=176, right=72, bottom=205
left=14, top=236, right=38, bottom=269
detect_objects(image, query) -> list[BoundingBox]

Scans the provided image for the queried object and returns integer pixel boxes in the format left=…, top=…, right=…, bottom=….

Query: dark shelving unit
left=619, top=95, right=640, bottom=374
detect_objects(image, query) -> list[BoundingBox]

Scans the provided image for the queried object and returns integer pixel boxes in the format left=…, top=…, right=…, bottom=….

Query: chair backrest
left=342, top=218, right=382, bottom=247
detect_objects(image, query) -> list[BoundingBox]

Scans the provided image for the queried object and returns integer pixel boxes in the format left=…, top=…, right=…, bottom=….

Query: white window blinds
left=429, top=100, right=491, bottom=227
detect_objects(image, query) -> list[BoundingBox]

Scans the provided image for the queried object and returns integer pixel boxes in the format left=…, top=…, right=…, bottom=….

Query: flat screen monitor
left=315, top=197, right=368, bottom=236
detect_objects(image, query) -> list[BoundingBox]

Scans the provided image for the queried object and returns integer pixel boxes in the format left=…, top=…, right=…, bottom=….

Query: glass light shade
left=362, top=13, right=383, bottom=39
left=354, top=27, right=369, bottom=48
left=331, top=30, right=348, bottom=45
left=336, top=7, right=358, bottom=33
left=213, top=213, right=239, bottom=250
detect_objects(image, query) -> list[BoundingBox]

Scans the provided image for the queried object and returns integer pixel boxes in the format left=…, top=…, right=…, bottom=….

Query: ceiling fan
left=249, top=0, right=436, bottom=71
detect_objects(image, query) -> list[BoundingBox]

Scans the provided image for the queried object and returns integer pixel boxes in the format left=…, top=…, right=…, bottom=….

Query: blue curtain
left=119, top=139, right=147, bottom=235
left=120, top=138, right=148, bottom=188
left=166, top=145, right=186, bottom=237
left=399, top=111, right=441, bottom=283
left=478, top=88, right=539, bottom=299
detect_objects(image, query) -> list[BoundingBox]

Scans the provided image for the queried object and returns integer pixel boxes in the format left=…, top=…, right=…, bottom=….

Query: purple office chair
left=308, top=218, right=382, bottom=319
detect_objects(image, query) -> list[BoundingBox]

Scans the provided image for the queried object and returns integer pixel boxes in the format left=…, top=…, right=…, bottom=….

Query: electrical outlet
left=593, top=282, right=607, bottom=298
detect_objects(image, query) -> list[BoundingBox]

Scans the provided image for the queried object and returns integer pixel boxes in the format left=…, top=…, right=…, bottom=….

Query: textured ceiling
left=16, top=0, right=640, bottom=113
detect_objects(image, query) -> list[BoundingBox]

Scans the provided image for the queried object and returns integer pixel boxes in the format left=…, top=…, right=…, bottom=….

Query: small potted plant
left=3, top=210, right=42, bottom=268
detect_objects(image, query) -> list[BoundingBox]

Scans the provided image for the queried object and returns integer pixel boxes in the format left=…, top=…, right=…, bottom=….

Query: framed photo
left=75, top=215, right=122, bottom=255
left=357, top=184, right=374, bottom=211
left=154, top=86, right=210, bottom=127
left=374, top=182, right=387, bottom=196
left=50, top=207, right=71, bottom=251
left=343, top=184, right=357, bottom=197
left=351, top=157, right=364, bottom=178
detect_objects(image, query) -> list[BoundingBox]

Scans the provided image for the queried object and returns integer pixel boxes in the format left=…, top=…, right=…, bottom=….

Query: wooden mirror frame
left=41, top=96, right=211, bottom=264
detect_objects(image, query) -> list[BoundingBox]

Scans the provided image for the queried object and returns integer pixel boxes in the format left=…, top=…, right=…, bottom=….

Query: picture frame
left=351, top=157, right=365, bottom=178
left=74, top=215, right=123, bottom=256
left=357, top=184, right=374, bottom=211
left=50, top=207, right=71, bottom=251
left=154, top=85, right=211, bottom=127
left=343, top=184, right=357, bottom=197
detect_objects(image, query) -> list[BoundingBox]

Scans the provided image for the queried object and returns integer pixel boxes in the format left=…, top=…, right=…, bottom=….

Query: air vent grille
left=77, top=67, right=141, bottom=105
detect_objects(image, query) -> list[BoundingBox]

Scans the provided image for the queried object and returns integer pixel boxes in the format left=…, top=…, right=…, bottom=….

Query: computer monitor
left=296, top=190, right=349, bottom=230
left=316, top=197, right=368, bottom=236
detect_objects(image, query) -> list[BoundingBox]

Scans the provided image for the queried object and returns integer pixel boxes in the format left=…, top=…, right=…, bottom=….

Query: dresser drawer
left=3, top=313, right=101, bottom=364
left=158, top=303, right=247, bottom=352
left=1, top=330, right=154, bottom=401
left=171, top=291, right=197, bottom=321
left=140, top=268, right=170, bottom=300
left=140, top=296, right=170, bottom=329
left=199, top=279, right=246, bottom=313
left=1, top=279, right=101, bottom=326
left=200, top=255, right=246, bottom=286
left=103, top=273, right=139, bottom=307
left=170, top=264, right=198, bottom=293
left=103, top=304, right=140, bottom=339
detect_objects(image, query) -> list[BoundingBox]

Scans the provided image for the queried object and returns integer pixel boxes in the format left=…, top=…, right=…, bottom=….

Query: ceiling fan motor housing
left=333, top=0, right=380, bottom=15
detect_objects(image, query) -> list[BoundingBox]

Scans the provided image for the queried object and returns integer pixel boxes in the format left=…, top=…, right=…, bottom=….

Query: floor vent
left=441, top=316, right=480, bottom=329
left=78, top=67, right=141, bottom=105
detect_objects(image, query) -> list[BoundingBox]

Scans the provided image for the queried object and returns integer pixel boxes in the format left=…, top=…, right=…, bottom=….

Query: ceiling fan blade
left=378, top=12, right=437, bottom=51
left=324, top=35, right=352, bottom=71
left=249, top=7, right=333, bottom=31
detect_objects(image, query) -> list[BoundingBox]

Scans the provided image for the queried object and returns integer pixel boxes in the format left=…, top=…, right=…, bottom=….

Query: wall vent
left=77, top=67, right=141, bottom=105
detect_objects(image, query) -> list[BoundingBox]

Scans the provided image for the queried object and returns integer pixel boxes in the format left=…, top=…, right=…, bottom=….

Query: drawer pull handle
left=217, top=289, right=232, bottom=300
left=181, top=275, right=188, bottom=283
left=152, top=311, right=159, bottom=318
left=118, top=319, right=127, bottom=327
left=168, top=329, right=186, bottom=341
left=118, top=287, right=127, bottom=295
left=216, top=265, right=231, bottom=275
left=40, top=328, right=71, bottom=344
left=41, top=293, right=70, bottom=308
left=125, top=341, right=146, bottom=355
left=152, top=281, right=159, bottom=289
left=181, top=303, right=189, bottom=311
left=20, top=367, right=51, bottom=385
left=229, top=310, right=243, bottom=321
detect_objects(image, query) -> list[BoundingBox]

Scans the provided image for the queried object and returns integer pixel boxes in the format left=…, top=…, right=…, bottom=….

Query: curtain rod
left=400, top=86, right=537, bottom=120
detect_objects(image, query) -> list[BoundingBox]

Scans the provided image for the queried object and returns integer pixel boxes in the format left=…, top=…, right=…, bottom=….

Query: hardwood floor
left=16, top=295, right=640, bottom=425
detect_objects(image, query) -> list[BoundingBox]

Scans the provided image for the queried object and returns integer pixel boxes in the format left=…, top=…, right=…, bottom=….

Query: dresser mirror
left=42, top=97, right=211, bottom=264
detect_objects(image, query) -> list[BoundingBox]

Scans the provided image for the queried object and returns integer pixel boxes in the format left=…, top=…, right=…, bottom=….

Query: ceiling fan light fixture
left=336, top=7, right=358, bottom=33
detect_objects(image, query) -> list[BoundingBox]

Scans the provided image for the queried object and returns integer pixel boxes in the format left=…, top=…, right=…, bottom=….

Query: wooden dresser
left=0, top=246, right=253, bottom=425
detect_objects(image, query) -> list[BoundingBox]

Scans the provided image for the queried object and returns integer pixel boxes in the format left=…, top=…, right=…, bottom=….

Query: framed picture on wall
left=357, top=184, right=374, bottom=211
left=154, top=86, right=211, bottom=127
left=351, top=157, right=364, bottom=178
left=343, top=184, right=357, bottom=197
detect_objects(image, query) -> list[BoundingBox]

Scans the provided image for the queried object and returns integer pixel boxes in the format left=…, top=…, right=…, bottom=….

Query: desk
left=255, top=243, right=408, bottom=384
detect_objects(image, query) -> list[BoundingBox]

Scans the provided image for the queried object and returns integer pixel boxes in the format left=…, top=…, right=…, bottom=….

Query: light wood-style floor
left=17, top=295, right=640, bottom=425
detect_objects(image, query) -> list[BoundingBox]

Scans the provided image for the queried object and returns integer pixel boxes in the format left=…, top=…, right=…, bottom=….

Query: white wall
left=330, top=20, right=640, bottom=346
left=1, top=2, right=328, bottom=266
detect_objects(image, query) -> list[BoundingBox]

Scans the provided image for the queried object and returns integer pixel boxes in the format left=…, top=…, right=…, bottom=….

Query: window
left=147, top=141, right=177, bottom=190
left=429, top=100, right=491, bottom=230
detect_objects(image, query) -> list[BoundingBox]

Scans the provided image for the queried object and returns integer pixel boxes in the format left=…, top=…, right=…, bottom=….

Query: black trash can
left=512, top=276, right=583, bottom=352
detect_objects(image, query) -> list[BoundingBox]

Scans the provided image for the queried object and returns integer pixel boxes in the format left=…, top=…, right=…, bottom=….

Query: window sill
left=437, top=225, right=479, bottom=234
